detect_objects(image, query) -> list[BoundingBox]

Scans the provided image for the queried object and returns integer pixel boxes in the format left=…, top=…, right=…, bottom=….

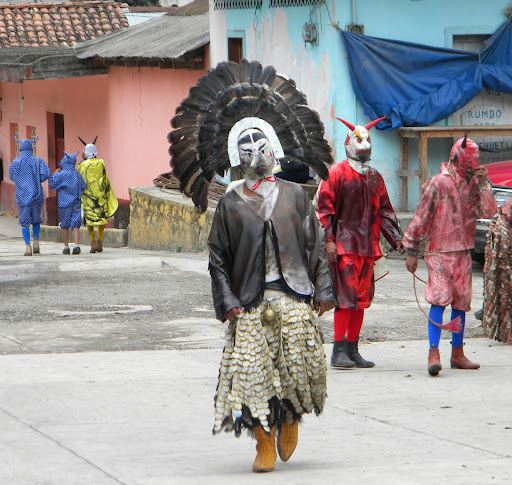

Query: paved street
left=1, top=215, right=511, bottom=484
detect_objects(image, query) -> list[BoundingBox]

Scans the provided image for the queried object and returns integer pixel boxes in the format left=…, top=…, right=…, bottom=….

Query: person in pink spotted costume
left=402, top=136, right=497, bottom=376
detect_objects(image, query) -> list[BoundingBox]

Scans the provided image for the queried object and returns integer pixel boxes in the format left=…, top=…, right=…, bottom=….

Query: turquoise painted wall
left=217, top=0, right=511, bottom=209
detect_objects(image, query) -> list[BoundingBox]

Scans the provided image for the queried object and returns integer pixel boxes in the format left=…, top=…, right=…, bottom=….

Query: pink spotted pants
left=423, top=250, right=472, bottom=312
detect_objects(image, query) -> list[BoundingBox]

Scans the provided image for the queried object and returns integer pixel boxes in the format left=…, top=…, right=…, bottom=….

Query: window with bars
left=270, top=0, right=322, bottom=7
left=214, top=0, right=262, bottom=10
left=215, top=0, right=321, bottom=9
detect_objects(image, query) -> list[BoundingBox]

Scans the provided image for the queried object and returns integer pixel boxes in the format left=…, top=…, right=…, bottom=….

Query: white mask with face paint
left=238, top=128, right=277, bottom=198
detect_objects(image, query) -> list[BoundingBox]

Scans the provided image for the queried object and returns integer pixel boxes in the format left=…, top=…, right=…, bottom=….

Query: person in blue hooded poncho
left=8, top=137, right=50, bottom=256
left=49, top=151, right=86, bottom=255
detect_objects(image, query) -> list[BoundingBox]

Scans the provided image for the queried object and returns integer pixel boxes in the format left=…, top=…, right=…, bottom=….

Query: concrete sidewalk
left=1, top=339, right=511, bottom=484
left=1, top=213, right=510, bottom=484
left=0, top=214, right=127, bottom=247
left=0, top=213, right=22, bottom=239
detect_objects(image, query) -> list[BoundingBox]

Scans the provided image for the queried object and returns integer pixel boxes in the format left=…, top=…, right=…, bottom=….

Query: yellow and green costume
left=77, top=158, right=118, bottom=225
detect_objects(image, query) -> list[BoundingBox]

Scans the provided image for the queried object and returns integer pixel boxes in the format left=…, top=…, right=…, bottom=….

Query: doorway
left=46, top=112, right=64, bottom=225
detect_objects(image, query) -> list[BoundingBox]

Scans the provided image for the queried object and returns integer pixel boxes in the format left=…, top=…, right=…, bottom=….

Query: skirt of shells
left=212, top=290, right=327, bottom=436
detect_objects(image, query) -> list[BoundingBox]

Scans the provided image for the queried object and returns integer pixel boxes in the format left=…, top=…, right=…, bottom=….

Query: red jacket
left=317, top=160, right=402, bottom=258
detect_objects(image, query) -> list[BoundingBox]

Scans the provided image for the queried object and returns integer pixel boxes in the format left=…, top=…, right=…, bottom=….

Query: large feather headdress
left=167, top=59, right=333, bottom=213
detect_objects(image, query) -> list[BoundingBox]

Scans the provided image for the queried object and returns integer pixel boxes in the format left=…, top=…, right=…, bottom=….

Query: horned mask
left=337, top=116, right=386, bottom=163
left=449, top=135, right=479, bottom=181
left=78, top=135, right=98, bottom=160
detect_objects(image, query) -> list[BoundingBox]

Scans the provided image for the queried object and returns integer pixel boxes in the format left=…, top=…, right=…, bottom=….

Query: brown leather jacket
left=208, top=179, right=337, bottom=321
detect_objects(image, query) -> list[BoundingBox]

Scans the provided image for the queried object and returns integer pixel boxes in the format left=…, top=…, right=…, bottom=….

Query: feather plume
left=164, top=59, right=334, bottom=212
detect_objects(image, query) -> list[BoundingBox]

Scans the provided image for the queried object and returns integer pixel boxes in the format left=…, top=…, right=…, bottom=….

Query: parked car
left=471, top=160, right=512, bottom=265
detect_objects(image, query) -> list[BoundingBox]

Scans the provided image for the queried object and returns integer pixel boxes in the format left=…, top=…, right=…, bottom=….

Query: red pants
left=331, top=255, right=375, bottom=310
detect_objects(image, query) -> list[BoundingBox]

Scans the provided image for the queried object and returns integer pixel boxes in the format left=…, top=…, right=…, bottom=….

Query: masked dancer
left=403, top=136, right=496, bottom=375
left=9, top=137, right=50, bottom=256
left=49, top=151, right=86, bottom=255
left=316, top=117, right=403, bottom=369
left=482, top=199, right=512, bottom=343
left=77, top=137, right=118, bottom=253
left=166, top=59, right=337, bottom=473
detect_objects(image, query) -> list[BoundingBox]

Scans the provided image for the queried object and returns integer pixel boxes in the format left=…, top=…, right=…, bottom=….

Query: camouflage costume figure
left=482, top=199, right=512, bottom=343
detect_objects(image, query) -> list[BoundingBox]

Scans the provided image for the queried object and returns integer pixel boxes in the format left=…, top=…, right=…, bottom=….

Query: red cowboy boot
left=450, top=346, right=480, bottom=369
left=428, top=347, right=442, bottom=376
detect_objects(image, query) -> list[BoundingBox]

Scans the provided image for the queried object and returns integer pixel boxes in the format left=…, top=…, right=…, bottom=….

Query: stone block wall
left=128, top=186, right=214, bottom=253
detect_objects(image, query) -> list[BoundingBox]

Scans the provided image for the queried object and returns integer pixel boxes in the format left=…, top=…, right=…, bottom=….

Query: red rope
left=413, top=274, right=462, bottom=333
left=252, top=176, right=276, bottom=190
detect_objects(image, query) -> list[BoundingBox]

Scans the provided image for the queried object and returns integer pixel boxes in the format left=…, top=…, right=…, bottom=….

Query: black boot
left=346, top=338, right=375, bottom=368
left=331, top=338, right=356, bottom=369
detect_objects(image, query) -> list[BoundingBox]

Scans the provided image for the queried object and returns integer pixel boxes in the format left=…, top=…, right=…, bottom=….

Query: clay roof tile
left=0, top=1, right=129, bottom=48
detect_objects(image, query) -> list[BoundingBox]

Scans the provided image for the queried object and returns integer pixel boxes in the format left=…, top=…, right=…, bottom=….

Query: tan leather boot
left=24, top=244, right=32, bottom=256
left=90, top=239, right=97, bottom=253
left=32, top=239, right=40, bottom=254
left=277, top=420, right=299, bottom=462
left=96, top=239, right=103, bottom=252
left=428, top=347, right=442, bottom=376
left=450, top=346, right=480, bottom=369
left=252, top=426, right=277, bottom=473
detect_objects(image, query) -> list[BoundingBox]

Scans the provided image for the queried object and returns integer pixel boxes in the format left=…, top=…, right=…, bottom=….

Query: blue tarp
left=340, top=17, right=512, bottom=131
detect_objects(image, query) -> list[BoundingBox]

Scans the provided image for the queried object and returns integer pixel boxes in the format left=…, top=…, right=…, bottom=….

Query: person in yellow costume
left=77, top=136, right=118, bottom=253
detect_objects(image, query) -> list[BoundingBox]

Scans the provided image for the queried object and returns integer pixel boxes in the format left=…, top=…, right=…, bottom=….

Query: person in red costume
left=403, top=136, right=497, bottom=376
left=317, top=117, right=403, bottom=369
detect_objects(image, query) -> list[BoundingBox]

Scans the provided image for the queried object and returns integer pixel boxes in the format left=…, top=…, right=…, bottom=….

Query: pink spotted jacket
left=403, top=164, right=497, bottom=255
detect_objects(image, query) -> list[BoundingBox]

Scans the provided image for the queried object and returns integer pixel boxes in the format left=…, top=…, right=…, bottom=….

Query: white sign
left=453, top=89, right=512, bottom=163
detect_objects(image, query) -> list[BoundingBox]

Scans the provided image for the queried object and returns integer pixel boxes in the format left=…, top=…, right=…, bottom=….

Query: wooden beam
left=397, top=170, right=421, bottom=177
left=159, top=60, right=174, bottom=69
left=399, top=136, right=409, bottom=211
left=418, top=132, right=428, bottom=196
left=399, top=125, right=512, bottom=139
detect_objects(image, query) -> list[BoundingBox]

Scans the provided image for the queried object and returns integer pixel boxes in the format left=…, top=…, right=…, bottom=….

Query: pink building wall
left=0, top=59, right=208, bottom=219
left=106, top=66, right=206, bottom=199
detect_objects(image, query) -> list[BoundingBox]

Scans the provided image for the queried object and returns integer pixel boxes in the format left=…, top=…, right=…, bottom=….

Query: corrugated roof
left=0, top=1, right=129, bottom=48
left=169, top=0, right=208, bottom=16
left=123, top=6, right=178, bottom=27
left=73, top=12, right=208, bottom=60
left=0, top=46, right=108, bottom=82
left=127, top=6, right=177, bottom=12
left=124, top=10, right=165, bottom=27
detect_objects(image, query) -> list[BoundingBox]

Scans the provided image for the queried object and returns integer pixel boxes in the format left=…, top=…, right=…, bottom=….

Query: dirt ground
left=0, top=238, right=486, bottom=355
